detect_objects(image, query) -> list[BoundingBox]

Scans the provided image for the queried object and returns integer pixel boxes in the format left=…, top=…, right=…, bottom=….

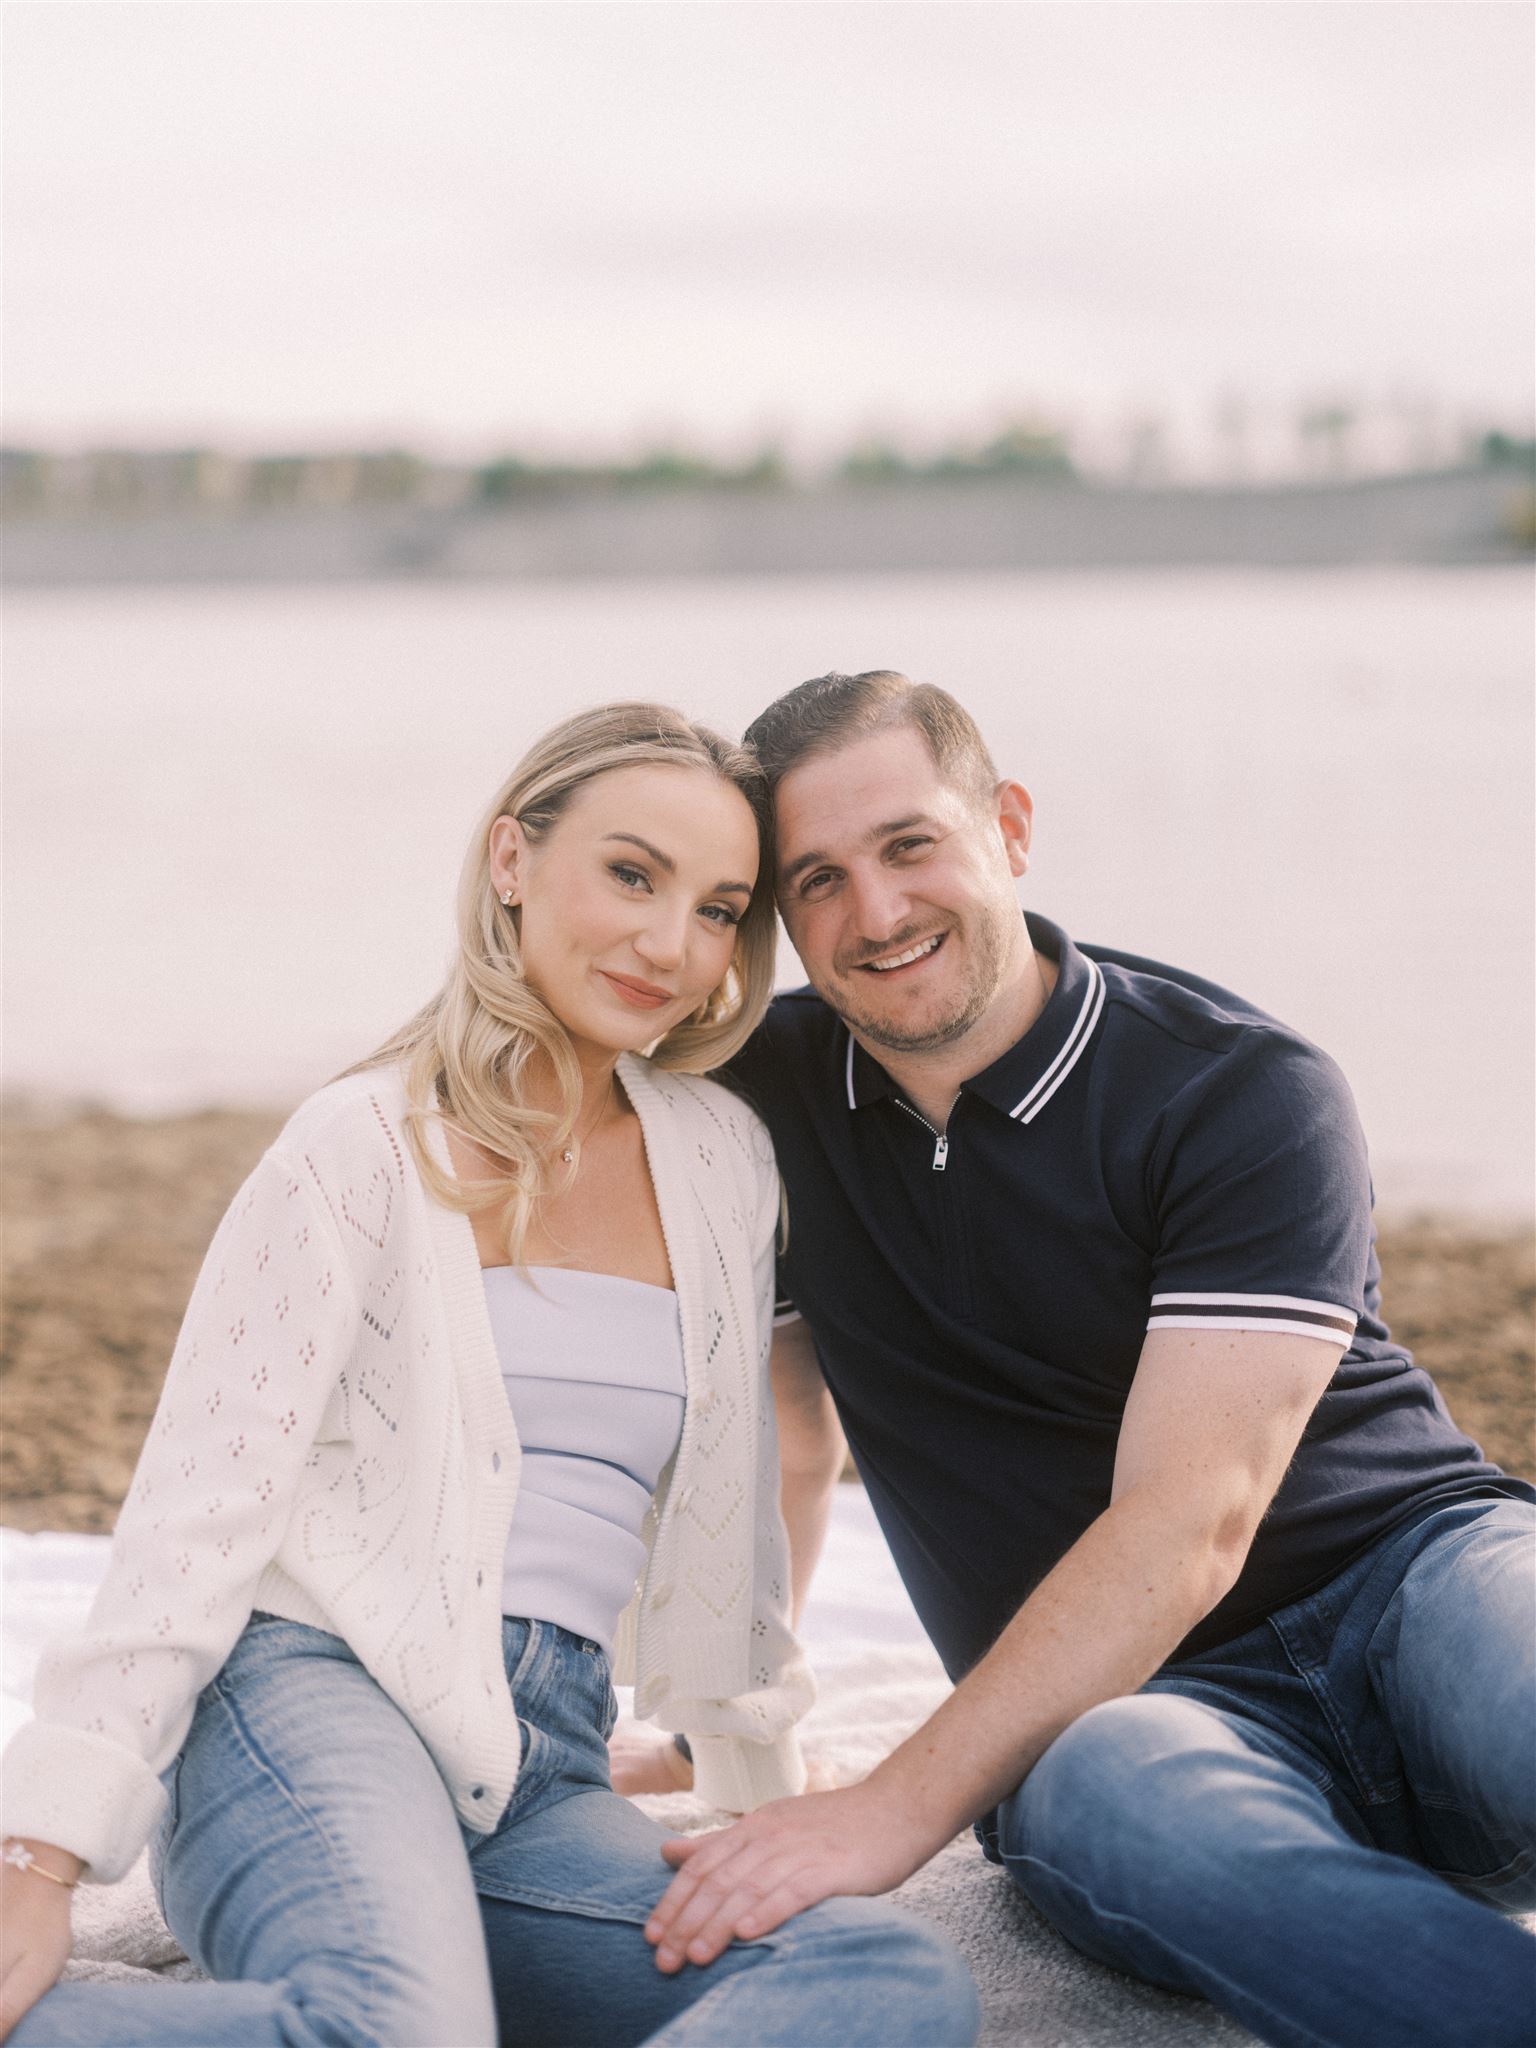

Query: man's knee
left=1002, top=1693, right=1212, bottom=1866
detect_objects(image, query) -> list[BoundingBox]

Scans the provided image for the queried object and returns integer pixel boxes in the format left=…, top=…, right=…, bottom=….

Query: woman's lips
left=600, top=971, right=674, bottom=1010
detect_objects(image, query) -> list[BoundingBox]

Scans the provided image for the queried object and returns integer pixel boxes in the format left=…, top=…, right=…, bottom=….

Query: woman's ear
left=488, top=815, right=527, bottom=906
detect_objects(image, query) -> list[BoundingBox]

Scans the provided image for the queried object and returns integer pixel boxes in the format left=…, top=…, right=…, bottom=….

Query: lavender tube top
left=483, top=1265, right=685, bottom=1655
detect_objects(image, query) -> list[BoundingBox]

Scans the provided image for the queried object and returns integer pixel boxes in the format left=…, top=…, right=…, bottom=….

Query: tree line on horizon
left=3, top=420, right=1532, bottom=522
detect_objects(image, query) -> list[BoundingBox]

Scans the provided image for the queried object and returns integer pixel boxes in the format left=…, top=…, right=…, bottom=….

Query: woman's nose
left=634, top=905, right=689, bottom=969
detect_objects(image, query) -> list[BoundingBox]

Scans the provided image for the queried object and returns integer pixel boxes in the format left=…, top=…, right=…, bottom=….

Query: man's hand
left=644, top=1781, right=934, bottom=1971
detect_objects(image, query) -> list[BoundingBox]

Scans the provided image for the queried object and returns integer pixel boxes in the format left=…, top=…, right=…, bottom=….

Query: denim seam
left=1427, top=1840, right=1535, bottom=1890
left=1267, top=1618, right=1397, bottom=1809
left=207, top=1672, right=382, bottom=2037
left=505, top=1616, right=545, bottom=1698
left=1006, top=1849, right=1337, bottom=2048
left=472, top=1872, right=776, bottom=1940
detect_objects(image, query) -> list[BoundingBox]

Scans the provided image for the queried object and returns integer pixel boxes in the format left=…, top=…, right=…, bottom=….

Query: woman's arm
left=0, top=1149, right=358, bottom=1882
left=0, top=1842, right=81, bottom=2042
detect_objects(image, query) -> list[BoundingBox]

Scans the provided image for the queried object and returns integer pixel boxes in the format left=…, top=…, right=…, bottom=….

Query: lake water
left=4, top=568, right=1532, bottom=1215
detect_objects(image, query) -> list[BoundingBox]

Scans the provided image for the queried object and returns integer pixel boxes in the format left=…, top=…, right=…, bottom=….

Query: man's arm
left=770, top=1316, right=846, bottom=1628
left=644, top=1324, right=1342, bottom=1971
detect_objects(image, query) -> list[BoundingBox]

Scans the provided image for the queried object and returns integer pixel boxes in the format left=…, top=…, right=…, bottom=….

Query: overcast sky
left=5, top=1, right=1532, bottom=460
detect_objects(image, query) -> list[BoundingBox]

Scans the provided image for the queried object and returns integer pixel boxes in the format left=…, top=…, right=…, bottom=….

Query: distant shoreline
left=6, top=466, right=1533, bottom=586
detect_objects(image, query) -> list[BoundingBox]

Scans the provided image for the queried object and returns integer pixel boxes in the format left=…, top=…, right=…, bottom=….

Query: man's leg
left=1366, top=1497, right=1536, bottom=1910
left=473, top=1779, right=980, bottom=2048
left=996, top=1687, right=1533, bottom=2048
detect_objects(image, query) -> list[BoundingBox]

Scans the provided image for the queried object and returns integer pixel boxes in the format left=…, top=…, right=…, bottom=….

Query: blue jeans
left=995, top=1494, right=1536, bottom=2048
left=17, top=1613, right=979, bottom=2047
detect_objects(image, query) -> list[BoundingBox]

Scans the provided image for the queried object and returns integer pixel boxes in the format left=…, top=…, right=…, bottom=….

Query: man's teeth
left=868, top=935, right=943, bottom=972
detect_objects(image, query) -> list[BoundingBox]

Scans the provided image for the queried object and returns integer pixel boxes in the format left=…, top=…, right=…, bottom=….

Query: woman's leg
left=12, top=1616, right=497, bottom=2048
left=473, top=1619, right=977, bottom=2048
left=475, top=1781, right=978, bottom=2048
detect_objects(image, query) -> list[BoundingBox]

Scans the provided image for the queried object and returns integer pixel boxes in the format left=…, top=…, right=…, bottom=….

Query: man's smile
left=856, top=932, right=948, bottom=975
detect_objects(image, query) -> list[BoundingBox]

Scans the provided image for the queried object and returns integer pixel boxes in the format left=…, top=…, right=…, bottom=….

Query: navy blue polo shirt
left=726, top=913, right=1524, bottom=1677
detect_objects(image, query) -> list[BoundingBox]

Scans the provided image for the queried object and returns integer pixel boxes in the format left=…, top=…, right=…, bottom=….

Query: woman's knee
left=282, top=1955, right=498, bottom=2048
left=782, top=1896, right=980, bottom=2046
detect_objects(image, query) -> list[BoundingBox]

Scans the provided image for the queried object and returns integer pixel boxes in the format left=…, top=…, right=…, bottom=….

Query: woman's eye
left=610, top=862, right=650, bottom=891
left=700, top=903, right=742, bottom=928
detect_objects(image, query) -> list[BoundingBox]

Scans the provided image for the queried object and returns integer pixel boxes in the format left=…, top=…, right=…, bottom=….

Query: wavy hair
left=351, top=702, right=777, bottom=1264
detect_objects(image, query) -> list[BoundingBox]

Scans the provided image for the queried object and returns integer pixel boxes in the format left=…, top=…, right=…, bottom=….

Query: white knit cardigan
left=1, top=1059, right=812, bottom=1883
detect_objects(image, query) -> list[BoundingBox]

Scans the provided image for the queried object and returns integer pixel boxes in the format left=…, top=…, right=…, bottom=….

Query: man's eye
left=799, top=870, right=834, bottom=897
left=891, top=838, right=933, bottom=857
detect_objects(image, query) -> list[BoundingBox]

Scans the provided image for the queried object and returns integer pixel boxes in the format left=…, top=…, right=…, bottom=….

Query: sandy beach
left=2, top=1106, right=1532, bottom=1533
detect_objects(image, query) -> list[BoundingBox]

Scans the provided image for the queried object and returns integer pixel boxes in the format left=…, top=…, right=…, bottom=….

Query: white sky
left=4, top=1, right=1533, bottom=459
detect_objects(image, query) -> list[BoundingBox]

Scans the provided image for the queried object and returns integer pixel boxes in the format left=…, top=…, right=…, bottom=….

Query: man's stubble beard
left=810, top=902, right=1014, bottom=1056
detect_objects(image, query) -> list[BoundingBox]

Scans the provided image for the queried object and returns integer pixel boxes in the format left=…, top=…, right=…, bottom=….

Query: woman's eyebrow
left=603, top=833, right=752, bottom=898
left=603, top=831, right=676, bottom=872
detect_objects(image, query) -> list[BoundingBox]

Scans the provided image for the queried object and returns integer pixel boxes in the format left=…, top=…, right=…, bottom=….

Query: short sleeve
left=1144, top=1035, right=1368, bottom=1348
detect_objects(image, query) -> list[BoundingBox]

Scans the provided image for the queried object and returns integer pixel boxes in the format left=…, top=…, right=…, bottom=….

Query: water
left=4, top=569, right=1532, bottom=1215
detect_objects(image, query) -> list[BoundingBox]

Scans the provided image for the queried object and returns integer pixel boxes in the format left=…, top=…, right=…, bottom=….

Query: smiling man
left=641, top=670, right=1536, bottom=2048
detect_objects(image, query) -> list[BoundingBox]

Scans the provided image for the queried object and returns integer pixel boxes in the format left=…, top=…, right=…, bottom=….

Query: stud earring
left=500, top=890, right=515, bottom=907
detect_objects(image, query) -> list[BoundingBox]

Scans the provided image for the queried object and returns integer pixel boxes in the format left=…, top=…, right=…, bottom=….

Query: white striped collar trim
left=1009, top=958, right=1106, bottom=1124
left=845, top=1030, right=858, bottom=1110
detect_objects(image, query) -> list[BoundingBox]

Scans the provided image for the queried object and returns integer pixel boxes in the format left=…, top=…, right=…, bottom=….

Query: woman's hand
left=0, top=1842, right=80, bottom=2041
left=609, top=1725, right=696, bottom=1797
left=609, top=1726, right=840, bottom=1801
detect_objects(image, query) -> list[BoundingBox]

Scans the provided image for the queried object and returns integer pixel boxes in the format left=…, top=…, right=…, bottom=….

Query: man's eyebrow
left=779, top=815, right=939, bottom=886
left=604, top=833, right=752, bottom=898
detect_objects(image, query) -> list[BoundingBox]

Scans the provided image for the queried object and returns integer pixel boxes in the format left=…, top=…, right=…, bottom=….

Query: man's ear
left=993, top=781, right=1034, bottom=878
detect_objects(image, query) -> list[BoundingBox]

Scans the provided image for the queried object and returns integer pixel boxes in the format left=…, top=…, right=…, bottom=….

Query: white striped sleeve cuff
left=1147, top=1292, right=1357, bottom=1344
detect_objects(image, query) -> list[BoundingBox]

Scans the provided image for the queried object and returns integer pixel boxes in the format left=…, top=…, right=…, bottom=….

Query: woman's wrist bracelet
left=2, top=1839, right=79, bottom=1890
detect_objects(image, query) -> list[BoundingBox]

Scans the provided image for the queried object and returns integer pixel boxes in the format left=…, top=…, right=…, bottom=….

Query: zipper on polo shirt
left=892, top=1098, right=949, bottom=1170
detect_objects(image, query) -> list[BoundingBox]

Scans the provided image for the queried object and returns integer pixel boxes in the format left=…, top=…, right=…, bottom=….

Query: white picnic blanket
left=2, top=1491, right=1265, bottom=2044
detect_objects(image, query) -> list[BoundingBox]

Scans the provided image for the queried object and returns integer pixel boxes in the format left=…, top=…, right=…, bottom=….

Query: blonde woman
left=0, top=705, right=977, bottom=2048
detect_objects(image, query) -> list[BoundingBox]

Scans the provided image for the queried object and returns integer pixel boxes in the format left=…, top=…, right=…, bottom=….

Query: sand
left=2, top=1107, right=1532, bottom=1533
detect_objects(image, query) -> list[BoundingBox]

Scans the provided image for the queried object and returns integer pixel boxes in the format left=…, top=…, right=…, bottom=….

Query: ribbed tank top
left=483, top=1265, right=686, bottom=1654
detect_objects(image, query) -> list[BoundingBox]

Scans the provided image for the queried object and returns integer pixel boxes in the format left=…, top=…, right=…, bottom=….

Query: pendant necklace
left=560, top=1077, right=617, bottom=1167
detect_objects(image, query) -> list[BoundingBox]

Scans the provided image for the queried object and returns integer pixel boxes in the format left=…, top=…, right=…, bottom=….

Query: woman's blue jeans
left=16, top=1613, right=979, bottom=2048
left=995, top=1495, right=1536, bottom=2048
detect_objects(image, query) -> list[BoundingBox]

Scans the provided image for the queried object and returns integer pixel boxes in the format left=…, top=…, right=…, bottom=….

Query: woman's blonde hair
left=352, top=702, right=777, bottom=1263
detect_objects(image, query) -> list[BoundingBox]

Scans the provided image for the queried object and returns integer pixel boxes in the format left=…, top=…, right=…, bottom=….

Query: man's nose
left=846, top=865, right=912, bottom=943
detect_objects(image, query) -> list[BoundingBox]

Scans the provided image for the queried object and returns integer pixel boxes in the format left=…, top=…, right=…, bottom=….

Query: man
left=640, top=670, right=1535, bottom=2047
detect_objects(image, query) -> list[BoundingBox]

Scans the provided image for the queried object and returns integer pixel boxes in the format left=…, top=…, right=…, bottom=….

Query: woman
left=0, top=704, right=977, bottom=2048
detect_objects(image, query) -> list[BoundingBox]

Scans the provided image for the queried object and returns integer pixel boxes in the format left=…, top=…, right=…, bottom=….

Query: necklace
left=559, top=1076, right=618, bottom=1167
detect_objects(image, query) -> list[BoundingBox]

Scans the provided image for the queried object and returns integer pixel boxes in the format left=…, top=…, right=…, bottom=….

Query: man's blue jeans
left=16, top=1612, right=979, bottom=2047
left=995, top=1494, right=1536, bottom=2048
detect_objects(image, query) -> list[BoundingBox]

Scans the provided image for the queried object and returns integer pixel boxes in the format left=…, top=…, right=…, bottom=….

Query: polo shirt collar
left=844, top=912, right=1106, bottom=1126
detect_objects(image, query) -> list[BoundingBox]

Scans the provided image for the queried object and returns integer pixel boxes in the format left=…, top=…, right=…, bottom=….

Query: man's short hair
left=743, top=670, right=999, bottom=810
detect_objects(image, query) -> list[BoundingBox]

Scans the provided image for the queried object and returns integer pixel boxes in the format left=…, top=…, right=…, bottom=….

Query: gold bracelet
left=2, top=1839, right=78, bottom=1889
